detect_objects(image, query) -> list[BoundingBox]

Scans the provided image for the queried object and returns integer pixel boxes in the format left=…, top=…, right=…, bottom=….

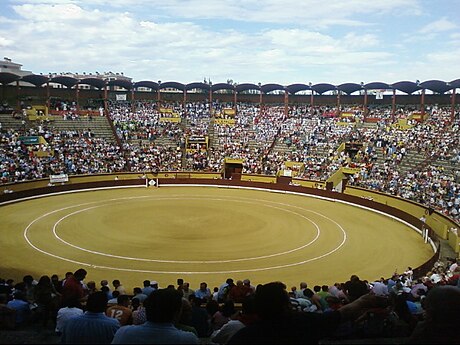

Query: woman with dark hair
left=34, top=275, right=59, bottom=327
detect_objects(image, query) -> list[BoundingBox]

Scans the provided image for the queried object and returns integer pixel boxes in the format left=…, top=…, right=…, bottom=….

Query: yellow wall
left=448, top=232, right=460, bottom=254
left=292, top=179, right=324, bottom=189
left=345, top=187, right=456, bottom=243
left=241, top=175, right=276, bottom=183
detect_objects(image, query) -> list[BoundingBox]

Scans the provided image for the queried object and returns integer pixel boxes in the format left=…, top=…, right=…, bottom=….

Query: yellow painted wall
left=241, top=175, right=276, bottom=183
left=346, top=186, right=456, bottom=243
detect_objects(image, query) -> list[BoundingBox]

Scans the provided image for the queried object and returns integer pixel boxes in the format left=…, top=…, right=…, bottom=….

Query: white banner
left=50, top=174, right=69, bottom=183
left=116, top=94, right=127, bottom=101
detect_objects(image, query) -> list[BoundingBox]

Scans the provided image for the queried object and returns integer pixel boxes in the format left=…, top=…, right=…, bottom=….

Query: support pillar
left=76, top=84, right=80, bottom=113
left=131, top=88, right=135, bottom=113
left=392, top=88, right=396, bottom=122
left=421, top=89, right=425, bottom=118
left=363, top=89, right=368, bottom=121
left=452, top=89, right=456, bottom=124
left=284, top=89, right=289, bottom=117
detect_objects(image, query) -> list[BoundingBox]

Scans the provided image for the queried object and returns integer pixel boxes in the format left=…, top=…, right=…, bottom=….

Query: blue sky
left=0, top=0, right=459, bottom=85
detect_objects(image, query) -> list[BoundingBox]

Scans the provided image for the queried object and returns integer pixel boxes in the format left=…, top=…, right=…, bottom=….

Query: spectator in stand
left=55, top=298, right=84, bottom=335
left=142, top=280, right=155, bottom=296
left=6, top=291, right=30, bottom=327
left=227, top=281, right=389, bottom=344
left=211, top=295, right=258, bottom=345
left=106, top=294, right=133, bottom=326
left=132, top=287, right=148, bottom=304
left=34, top=275, right=59, bottom=327
left=108, top=291, right=120, bottom=305
left=408, top=286, right=460, bottom=344
left=211, top=300, right=236, bottom=331
left=217, top=278, right=235, bottom=303
left=112, top=279, right=127, bottom=295
left=189, top=295, right=211, bottom=338
left=111, top=288, right=199, bottom=344
left=132, top=298, right=147, bottom=325
left=174, top=298, right=198, bottom=336
left=61, top=291, right=119, bottom=344
left=228, top=280, right=253, bottom=303
left=344, top=275, right=369, bottom=302
left=61, top=268, right=87, bottom=308
left=0, top=293, right=16, bottom=330
left=195, top=282, right=211, bottom=301
left=181, top=282, right=194, bottom=301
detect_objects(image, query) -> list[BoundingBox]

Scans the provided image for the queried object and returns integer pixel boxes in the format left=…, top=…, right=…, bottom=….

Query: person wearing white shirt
left=55, top=300, right=84, bottom=335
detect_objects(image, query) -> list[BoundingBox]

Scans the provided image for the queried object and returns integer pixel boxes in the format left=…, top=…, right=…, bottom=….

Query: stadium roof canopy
left=159, top=81, right=185, bottom=91
left=236, top=83, right=260, bottom=92
left=312, top=83, right=336, bottom=94
left=450, top=79, right=460, bottom=88
left=337, top=83, right=362, bottom=95
left=21, top=74, right=49, bottom=87
left=133, top=81, right=159, bottom=90
left=81, top=77, right=107, bottom=89
left=260, top=83, right=284, bottom=93
left=211, top=83, right=234, bottom=92
left=186, top=82, right=210, bottom=91
left=0, top=72, right=22, bottom=85
left=50, top=76, right=79, bottom=88
left=419, top=80, right=452, bottom=94
left=364, top=82, right=391, bottom=90
left=391, top=81, right=421, bottom=94
left=286, top=83, right=311, bottom=94
left=108, top=79, right=133, bottom=90
left=2, top=74, right=460, bottom=94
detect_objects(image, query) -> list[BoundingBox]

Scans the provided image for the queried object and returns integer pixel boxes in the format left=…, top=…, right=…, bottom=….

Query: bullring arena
left=1, top=72, right=459, bottom=343
left=0, top=182, right=435, bottom=290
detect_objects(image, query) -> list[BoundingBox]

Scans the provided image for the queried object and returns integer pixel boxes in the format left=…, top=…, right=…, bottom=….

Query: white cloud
left=419, top=17, right=457, bottom=34
left=2, top=0, right=458, bottom=85
left=0, top=36, right=14, bottom=47
left=13, top=3, right=88, bottom=20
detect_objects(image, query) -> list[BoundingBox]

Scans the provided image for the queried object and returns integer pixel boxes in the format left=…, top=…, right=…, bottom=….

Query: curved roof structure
left=450, top=79, right=460, bottom=89
left=21, top=74, right=49, bottom=87
left=107, top=79, right=133, bottom=90
left=211, top=83, right=234, bottom=92
left=1, top=74, right=459, bottom=97
left=50, top=76, right=79, bottom=88
left=337, top=83, right=362, bottom=95
left=186, top=82, right=210, bottom=91
left=312, top=83, right=336, bottom=95
left=286, top=83, right=310, bottom=94
left=159, top=81, right=185, bottom=91
left=419, top=80, right=451, bottom=94
left=391, top=81, right=420, bottom=94
left=81, top=77, right=107, bottom=89
left=133, top=81, right=159, bottom=90
left=364, top=82, right=391, bottom=90
left=261, top=83, right=284, bottom=93
left=0, top=72, right=21, bottom=85
left=236, top=83, right=260, bottom=93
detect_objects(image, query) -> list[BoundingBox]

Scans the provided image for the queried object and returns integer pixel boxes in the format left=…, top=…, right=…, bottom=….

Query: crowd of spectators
left=1, top=260, right=459, bottom=343
left=1, top=101, right=459, bottom=222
